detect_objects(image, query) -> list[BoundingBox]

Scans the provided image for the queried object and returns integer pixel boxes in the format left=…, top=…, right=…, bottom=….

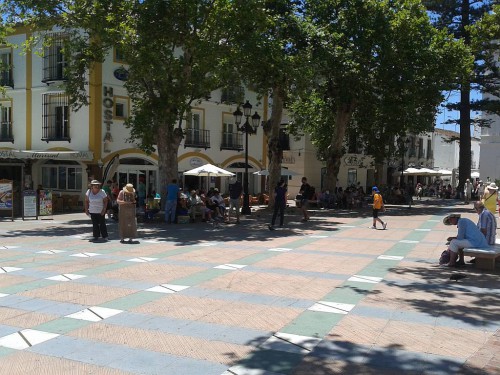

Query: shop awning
left=0, top=150, right=94, bottom=161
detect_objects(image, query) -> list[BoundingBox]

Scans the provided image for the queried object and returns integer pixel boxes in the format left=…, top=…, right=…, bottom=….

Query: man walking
left=165, top=179, right=179, bottom=224
left=371, top=186, right=387, bottom=230
left=299, top=177, right=311, bottom=222
left=268, top=179, right=287, bottom=230
left=228, top=178, right=242, bottom=224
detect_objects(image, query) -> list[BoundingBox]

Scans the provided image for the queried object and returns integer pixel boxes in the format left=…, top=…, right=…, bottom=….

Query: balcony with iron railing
left=184, top=128, right=210, bottom=149
left=0, top=121, right=14, bottom=142
left=220, top=132, right=243, bottom=151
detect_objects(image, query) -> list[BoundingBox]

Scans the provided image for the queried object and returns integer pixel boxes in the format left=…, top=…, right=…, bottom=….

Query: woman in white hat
left=116, top=183, right=138, bottom=243
left=85, top=180, right=109, bottom=241
left=481, top=182, right=498, bottom=215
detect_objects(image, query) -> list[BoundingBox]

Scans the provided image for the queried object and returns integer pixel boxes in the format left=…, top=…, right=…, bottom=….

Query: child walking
left=371, top=186, right=387, bottom=230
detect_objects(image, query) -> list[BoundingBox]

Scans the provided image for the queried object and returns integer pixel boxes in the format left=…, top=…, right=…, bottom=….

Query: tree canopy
left=288, top=0, right=469, bottom=191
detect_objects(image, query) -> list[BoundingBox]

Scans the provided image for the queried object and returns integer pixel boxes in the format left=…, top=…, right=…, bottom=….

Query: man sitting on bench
left=442, top=213, right=488, bottom=267
left=469, top=201, right=497, bottom=263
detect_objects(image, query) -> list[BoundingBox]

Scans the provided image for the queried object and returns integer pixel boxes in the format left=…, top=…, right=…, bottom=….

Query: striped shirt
left=477, top=208, right=497, bottom=245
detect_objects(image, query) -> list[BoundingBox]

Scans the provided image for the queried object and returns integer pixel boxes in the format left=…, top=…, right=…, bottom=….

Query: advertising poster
left=23, top=190, right=37, bottom=220
left=0, top=179, right=14, bottom=221
left=39, top=190, right=53, bottom=217
left=0, top=180, right=13, bottom=210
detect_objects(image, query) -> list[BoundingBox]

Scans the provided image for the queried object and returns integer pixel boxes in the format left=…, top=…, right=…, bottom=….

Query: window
left=221, top=85, right=244, bottom=104
left=41, top=162, right=83, bottom=191
left=418, top=138, right=424, bottom=158
left=279, top=127, right=290, bottom=150
left=114, top=97, right=129, bottom=119
left=42, top=93, right=70, bottom=141
left=42, top=33, right=68, bottom=83
left=426, top=139, right=432, bottom=159
left=0, top=102, right=13, bottom=142
left=114, top=47, right=126, bottom=63
left=186, top=109, right=201, bottom=143
left=0, top=49, right=13, bottom=87
left=184, top=108, right=210, bottom=148
left=221, top=113, right=242, bottom=151
left=347, top=168, right=357, bottom=187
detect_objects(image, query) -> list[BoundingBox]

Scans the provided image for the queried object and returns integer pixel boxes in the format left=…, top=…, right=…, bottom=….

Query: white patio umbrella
left=183, top=163, right=235, bottom=191
left=253, top=168, right=299, bottom=177
left=437, top=169, right=453, bottom=176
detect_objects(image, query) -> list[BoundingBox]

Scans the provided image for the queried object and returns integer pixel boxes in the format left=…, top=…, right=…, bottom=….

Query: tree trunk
left=157, top=124, right=183, bottom=209
left=459, top=84, right=472, bottom=194
left=458, top=0, right=472, bottom=195
left=324, top=102, right=355, bottom=192
left=264, top=86, right=284, bottom=207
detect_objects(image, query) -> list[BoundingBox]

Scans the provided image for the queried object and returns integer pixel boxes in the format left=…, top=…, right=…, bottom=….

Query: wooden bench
left=463, top=241, right=500, bottom=270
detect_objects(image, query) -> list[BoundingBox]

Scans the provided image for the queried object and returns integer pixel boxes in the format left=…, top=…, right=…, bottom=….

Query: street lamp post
left=233, top=100, right=261, bottom=215
left=399, top=138, right=410, bottom=186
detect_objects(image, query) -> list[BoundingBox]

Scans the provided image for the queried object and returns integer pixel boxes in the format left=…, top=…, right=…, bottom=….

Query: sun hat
left=443, top=213, right=461, bottom=225
left=123, top=183, right=135, bottom=193
left=190, top=190, right=196, bottom=194
left=90, top=180, right=101, bottom=185
left=487, top=182, right=498, bottom=190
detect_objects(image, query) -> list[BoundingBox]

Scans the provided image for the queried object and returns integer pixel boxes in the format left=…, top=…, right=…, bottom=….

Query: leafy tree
left=423, top=0, right=500, bottom=190
left=0, top=0, right=241, bottom=200
left=229, top=0, right=308, bottom=205
left=288, top=0, right=469, bottom=192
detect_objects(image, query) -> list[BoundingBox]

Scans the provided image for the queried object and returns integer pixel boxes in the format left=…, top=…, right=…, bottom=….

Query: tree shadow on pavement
left=224, top=336, right=486, bottom=375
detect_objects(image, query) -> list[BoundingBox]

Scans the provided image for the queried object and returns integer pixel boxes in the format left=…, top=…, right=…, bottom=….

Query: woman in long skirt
left=117, top=183, right=137, bottom=243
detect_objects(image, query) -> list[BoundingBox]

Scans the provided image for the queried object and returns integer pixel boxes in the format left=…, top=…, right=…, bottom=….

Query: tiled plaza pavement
left=0, top=200, right=498, bottom=375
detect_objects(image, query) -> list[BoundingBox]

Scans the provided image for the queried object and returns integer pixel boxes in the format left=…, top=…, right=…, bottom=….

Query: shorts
left=229, top=198, right=240, bottom=211
left=300, top=199, right=309, bottom=208
left=372, top=208, right=380, bottom=218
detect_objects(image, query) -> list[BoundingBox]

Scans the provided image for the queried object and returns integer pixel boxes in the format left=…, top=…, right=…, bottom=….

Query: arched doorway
left=226, top=162, right=257, bottom=195
left=115, top=157, right=158, bottom=196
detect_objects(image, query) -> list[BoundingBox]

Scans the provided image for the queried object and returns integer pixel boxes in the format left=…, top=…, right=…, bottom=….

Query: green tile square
left=239, top=349, right=303, bottom=375
left=34, top=317, right=92, bottom=334
left=281, top=310, right=344, bottom=338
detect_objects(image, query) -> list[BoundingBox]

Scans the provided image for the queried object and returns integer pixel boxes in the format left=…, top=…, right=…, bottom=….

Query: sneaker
left=382, top=222, right=387, bottom=230
left=370, top=226, right=376, bottom=229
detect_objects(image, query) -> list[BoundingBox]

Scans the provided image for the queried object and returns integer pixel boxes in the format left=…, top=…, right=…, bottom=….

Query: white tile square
left=308, top=301, right=355, bottom=314
left=146, top=284, right=190, bottom=294
left=70, top=252, right=101, bottom=258
left=268, top=248, right=292, bottom=252
left=0, top=267, right=22, bottom=273
left=37, top=250, right=66, bottom=254
left=0, top=293, right=9, bottom=298
left=348, top=275, right=383, bottom=284
left=66, top=306, right=122, bottom=322
left=260, top=332, right=321, bottom=354
left=127, top=257, right=158, bottom=263
left=45, top=274, right=86, bottom=281
left=214, top=264, right=247, bottom=270
left=0, top=329, right=59, bottom=350
left=377, top=255, right=404, bottom=261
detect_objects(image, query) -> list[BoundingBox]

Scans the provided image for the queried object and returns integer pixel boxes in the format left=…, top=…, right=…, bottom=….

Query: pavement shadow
left=224, top=336, right=486, bottom=374
left=384, top=264, right=500, bottom=328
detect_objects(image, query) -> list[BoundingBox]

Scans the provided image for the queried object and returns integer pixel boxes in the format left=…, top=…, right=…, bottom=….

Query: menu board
left=23, top=190, right=37, bottom=219
left=0, top=180, right=13, bottom=209
left=0, top=179, right=14, bottom=221
left=39, top=190, right=53, bottom=217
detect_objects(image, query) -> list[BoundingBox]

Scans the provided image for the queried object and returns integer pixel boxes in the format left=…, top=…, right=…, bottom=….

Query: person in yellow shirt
left=481, top=182, right=498, bottom=215
left=371, top=186, right=387, bottom=230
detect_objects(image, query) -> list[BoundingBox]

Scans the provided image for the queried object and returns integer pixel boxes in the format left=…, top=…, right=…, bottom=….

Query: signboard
left=39, top=190, right=53, bottom=218
left=23, top=190, right=37, bottom=220
left=0, top=179, right=14, bottom=221
left=0, top=150, right=94, bottom=160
